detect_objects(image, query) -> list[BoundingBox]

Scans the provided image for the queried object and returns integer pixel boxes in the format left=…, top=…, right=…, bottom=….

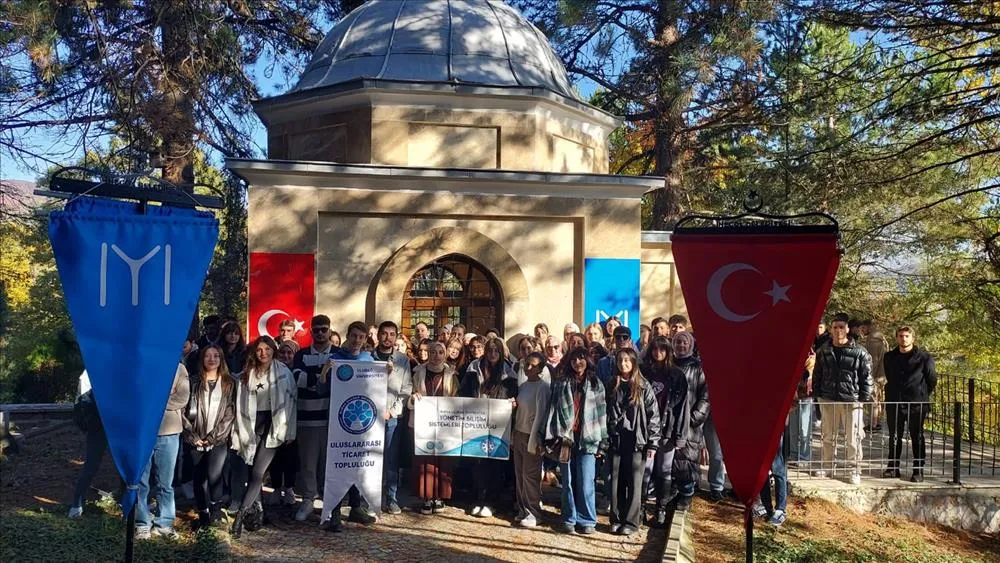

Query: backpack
left=73, top=391, right=102, bottom=433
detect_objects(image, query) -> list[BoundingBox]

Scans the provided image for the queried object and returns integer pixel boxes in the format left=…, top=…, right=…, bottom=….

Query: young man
left=278, top=319, right=298, bottom=343
left=195, top=315, right=221, bottom=349
left=292, top=314, right=339, bottom=523
left=136, top=363, right=190, bottom=539
left=323, top=321, right=379, bottom=531
left=667, top=314, right=688, bottom=338
left=371, top=321, right=413, bottom=514
left=813, top=313, right=873, bottom=484
left=859, top=320, right=889, bottom=431
left=512, top=352, right=551, bottom=528
left=883, top=326, right=936, bottom=482
left=597, top=326, right=634, bottom=384
left=651, top=317, right=670, bottom=339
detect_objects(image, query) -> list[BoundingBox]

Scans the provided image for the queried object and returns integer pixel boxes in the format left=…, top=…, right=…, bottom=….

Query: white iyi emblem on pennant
left=99, top=243, right=172, bottom=306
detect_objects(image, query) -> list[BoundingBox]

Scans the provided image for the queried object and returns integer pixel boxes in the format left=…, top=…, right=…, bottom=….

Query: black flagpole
left=745, top=505, right=753, bottom=563
left=125, top=506, right=136, bottom=562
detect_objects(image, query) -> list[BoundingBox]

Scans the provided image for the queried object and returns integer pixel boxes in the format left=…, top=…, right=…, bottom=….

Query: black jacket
left=182, top=377, right=237, bottom=449
left=643, top=362, right=689, bottom=450
left=884, top=347, right=936, bottom=403
left=460, top=362, right=518, bottom=399
left=606, top=378, right=661, bottom=453
left=814, top=341, right=873, bottom=402
left=671, top=356, right=710, bottom=485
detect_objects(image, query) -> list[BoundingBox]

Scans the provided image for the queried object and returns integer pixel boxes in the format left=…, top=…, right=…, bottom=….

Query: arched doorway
left=401, top=254, right=503, bottom=341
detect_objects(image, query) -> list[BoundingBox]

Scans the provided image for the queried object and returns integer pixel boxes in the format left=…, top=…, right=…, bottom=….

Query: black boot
left=655, top=479, right=674, bottom=526
left=193, top=510, right=211, bottom=531
left=230, top=509, right=245, bottom=539
left=325, top=512, right=343, bottom=533
left=209, top=502, right=224, bottom=525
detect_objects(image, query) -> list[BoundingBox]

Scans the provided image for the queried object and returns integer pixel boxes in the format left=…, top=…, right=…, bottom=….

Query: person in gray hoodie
left=135, top=362, right=190, bottom=540
left=371, top=321, right=413, bottom=515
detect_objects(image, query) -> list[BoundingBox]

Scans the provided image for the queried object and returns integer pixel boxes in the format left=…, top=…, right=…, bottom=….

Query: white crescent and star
left=706, top=263, right=792, bottom=323
left=257, top=309, right=305, bottom=337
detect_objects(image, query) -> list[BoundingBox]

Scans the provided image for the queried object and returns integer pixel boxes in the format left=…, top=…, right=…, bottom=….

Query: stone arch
left=371, top=227, right=529, bottom=336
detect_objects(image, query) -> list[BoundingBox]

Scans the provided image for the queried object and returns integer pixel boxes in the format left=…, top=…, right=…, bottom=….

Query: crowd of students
left=67, top=310, right=935, bottom=541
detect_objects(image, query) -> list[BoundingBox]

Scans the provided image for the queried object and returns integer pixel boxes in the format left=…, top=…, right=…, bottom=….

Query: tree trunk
left=155, top=0, right=196, bottom=188
left=648, top=1, right=686, bottom=230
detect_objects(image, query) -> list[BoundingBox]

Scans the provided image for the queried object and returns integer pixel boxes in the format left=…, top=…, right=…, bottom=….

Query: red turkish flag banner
left=671, top=232, right=840, bottom=506
left=248, top=252, right=315, bottom=348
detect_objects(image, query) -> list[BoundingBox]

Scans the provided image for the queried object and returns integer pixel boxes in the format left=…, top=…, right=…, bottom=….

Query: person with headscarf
left=669, top=331, right=709, bottom=511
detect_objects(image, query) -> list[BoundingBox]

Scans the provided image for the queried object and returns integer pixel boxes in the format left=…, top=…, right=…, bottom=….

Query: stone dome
left=293, top=0, right=577, bottom=100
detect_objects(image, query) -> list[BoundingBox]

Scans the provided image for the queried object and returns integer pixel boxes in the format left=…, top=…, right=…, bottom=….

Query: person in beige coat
left=860, top=320, right=889, bottom=431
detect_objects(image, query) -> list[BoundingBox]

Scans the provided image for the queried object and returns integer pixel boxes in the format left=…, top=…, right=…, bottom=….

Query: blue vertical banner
left=583, top=258, right=641, bottom=333
left=48, top=196, right=218, bottom=516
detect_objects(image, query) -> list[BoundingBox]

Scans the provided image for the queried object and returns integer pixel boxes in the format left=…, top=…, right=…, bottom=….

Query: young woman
left=541, top=347, right=608, bottom=535
left=515, top=336, right=547, bottom=385
left=409, top=341, right=461, bottom=515
left=467, top=335, right=486, bottom=363
left=461, top=337, right=518, bottom=518
left=220, top=321, right=247, bottom=377
left=230, top=336, right=297, bottom=538
left=330, top=330, right=343, bottom=347
left=269, top=340, right=299, bottom=507
left=606, top=348, right=660, bottom=536
left=410, top=338, right=431, bottom=370
left=583, top=323, right=604, bottom=348
left=641, top=336, right=689, bottom=525
left=603, top=317, right=622, bottom=349
left=445, top=337, right=468, bottom=374
left=533, top=323, right=550, bottom=342
left=512, top=352, right=551, bottom=528
left=670, top=332, right=709, bottom=511
left=182, top=345, right=237, bottom=529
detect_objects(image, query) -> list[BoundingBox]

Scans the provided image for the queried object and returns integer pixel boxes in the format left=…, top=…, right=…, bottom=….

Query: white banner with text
left=321, top=360, right=387, bottom=523
left=413, top=397, right=512, bottom=460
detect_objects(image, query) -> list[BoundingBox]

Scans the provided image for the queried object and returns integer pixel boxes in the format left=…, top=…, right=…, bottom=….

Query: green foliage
left=750, top=526, right=988, bottom=563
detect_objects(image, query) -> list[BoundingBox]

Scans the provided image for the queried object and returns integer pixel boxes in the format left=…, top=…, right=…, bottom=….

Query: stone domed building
left=228, top=0, right=684, bottom=342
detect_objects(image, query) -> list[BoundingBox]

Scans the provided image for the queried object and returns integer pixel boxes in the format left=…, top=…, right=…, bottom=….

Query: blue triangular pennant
left=49, top=196, right=219, bottom=516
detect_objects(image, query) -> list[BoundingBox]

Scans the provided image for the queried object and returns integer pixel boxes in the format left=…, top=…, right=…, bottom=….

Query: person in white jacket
left=511, top=352, right=551, bottom=528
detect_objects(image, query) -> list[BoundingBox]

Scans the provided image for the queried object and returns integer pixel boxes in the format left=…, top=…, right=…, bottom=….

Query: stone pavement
left=230, top=489, right=667, bottom=562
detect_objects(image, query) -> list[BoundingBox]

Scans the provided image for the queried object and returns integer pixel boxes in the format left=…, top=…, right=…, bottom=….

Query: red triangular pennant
left=672, top=232, right=840, bottom=506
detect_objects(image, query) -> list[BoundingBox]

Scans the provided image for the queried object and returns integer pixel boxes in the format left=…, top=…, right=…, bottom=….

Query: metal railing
left=932, top=374, right=1000, bottom=446
left=784, top=399, right=999, bottom=484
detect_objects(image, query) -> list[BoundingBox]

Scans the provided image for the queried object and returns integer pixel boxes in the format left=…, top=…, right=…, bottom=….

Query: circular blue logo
left=336, top=364, right=354, bottom=382
left=425, top=441, right=437, bottom=451
left=481, top=437, right=498, bottom=455
left=338, top=395, right=377, bottom=435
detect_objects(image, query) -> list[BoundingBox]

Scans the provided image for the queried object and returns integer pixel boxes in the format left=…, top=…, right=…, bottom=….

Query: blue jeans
left=560, top=448, right=597, bottom=528
left=761, top=437, right=787, bottom=513
left=136, top=434, right=180, bottom=531
left=383, top=417, right=401, bottom=504
left=793, top=400, right=815, bottom=461
left=703, top=415, right=726, bottom=491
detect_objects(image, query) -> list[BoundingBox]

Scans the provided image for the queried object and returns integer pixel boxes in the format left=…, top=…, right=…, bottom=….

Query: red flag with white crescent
left=248, top=252, right=314, bottom=348
left=671, top=232, right=839, bottom=506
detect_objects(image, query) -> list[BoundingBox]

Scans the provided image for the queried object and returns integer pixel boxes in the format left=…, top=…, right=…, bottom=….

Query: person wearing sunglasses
left=291, top=314, right=340, bottom=522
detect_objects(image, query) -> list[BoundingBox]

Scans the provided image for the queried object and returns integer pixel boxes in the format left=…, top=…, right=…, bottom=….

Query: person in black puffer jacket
left=606, top=348, right=660, bottom=536
left=641, top=336, right=689, bottom=525
left=670, top=332, right=708, bottom=510
left=882, top=326, right=936, bottom=482
left=812, top=313, right=873, bottom=484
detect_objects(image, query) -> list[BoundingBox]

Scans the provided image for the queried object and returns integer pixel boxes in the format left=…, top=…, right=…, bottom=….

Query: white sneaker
left=479, top=506, right=493, bottom=518
left=283, top=487, right=297, bottom=506
left=513, top=508, right=526, bottom=522
left=850, top=473, right=862, bottom=485
left=471, top=506, right=482, bottom=517
left=134, top=527, right=151, bottom=541
left=519, top=514, right=537, bottom=528
left=68, top=506, right=83, bottom=519
left=295, top=500, right=313, bottom=522
left=812, top=470, right=827, bottom=478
